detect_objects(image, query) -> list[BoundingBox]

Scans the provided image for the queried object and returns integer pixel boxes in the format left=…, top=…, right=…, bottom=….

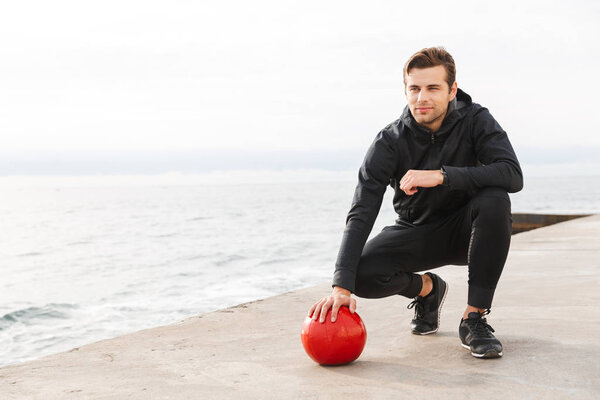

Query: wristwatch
left=440, top=166, right=449, bottom=186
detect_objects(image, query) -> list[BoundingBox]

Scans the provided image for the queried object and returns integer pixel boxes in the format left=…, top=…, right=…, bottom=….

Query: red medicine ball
left=301, top=306, right=367, bottom=365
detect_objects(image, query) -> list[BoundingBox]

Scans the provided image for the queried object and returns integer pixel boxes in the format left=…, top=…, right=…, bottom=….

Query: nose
left=417, top=90, right=427, bottom=103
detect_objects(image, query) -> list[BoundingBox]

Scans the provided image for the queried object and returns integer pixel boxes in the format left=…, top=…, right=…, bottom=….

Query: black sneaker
left=406, top=272, right=448, bottom=335
left=459, top=310, right=503, bottom=358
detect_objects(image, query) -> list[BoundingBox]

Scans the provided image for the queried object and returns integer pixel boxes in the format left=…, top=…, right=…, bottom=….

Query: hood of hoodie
left=401, top=88, right=473, bottom=139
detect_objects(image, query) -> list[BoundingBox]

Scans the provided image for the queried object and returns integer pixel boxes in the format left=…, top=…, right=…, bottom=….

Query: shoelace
left=468, top=310, right=496, bottom=338
left=407, top=298, right=424, bottom=319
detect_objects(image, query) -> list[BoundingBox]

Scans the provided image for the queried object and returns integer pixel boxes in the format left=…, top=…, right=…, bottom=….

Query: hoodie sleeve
left=442, top=107, right=523, bottom=193
left=332, top=129, right=397, bottom=293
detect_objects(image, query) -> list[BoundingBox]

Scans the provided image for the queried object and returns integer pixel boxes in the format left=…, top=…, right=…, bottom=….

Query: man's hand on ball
left=308, top=286, right=357, bottom=323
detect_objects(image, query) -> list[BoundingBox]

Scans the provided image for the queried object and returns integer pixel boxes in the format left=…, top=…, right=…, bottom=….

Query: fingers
left=399, top=178, right=410, bottom=191
left=405, top=186, right=418, bottom=195
left=308, top=302, right=317, bottom=317
left=400, top=181, right=417, bottom=195
left=400, top=171, right=416, bottom=194
left=332, top=296, right=358, bottom=322
left=349, top=298, right=357, bottom=313
left=311, top=298, right=326, bottom=320
left=311, top=297, right=333, bottom=323
left=331, top=301, right=341, bottom=323
left=318, top=298, right=334, bottom=323
left=310, top=295, right=358, bottom=324
left=400, top=169, right=414, bottom=186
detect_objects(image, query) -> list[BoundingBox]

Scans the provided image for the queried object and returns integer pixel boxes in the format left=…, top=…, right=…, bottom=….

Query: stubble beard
left=413, top=106, right=447, bottom=130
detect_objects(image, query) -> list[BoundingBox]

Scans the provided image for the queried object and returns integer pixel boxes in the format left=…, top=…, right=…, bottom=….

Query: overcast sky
left=1, top=1, right=599, bottom=172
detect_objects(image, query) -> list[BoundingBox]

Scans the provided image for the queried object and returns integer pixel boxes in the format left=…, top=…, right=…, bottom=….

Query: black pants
left=353, top=187, right=512, bottom=309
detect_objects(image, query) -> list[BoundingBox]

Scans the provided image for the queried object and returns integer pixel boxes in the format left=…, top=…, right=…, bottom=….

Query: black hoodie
left=332, top=88, right=523, bottom=292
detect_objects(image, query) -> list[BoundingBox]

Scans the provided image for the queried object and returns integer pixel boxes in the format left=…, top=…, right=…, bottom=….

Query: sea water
left=1, top=172, right=599, bottom=367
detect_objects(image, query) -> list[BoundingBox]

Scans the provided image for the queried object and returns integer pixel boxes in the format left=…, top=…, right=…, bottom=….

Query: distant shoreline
left=2, top=165, right=600, bottom=187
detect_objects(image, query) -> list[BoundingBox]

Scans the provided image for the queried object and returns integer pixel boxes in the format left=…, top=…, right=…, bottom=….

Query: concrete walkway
left=1, top=215, right=599, bottom=399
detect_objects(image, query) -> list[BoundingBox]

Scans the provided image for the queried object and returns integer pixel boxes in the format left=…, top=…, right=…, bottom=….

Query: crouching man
left=309, top=47, right=523, bottom=359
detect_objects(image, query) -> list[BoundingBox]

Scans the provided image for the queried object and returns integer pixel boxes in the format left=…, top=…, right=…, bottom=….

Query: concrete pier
left=1, top=214, right=599, bottom=399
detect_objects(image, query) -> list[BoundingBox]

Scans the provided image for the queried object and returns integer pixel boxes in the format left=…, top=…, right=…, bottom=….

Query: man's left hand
left=399, top=169, right=444, bottom=195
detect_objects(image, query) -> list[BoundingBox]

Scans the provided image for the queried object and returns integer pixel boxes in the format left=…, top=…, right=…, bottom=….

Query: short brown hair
left=403, top=47, right=456, bottom=90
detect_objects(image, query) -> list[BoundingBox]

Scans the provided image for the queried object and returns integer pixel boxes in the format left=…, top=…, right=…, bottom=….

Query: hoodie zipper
left=430, top=132, right=435, bottom=144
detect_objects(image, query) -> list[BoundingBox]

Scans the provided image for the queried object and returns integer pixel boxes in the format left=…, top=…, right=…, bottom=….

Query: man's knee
left=474, top=187, right=510, bottom=202
left=473, top=187, right=511, bottom=211
left=471, top=187, right=511, bottom=226
left=353, top=261, right=379, bottom=298
left=353, top=255, right=396, bottom=298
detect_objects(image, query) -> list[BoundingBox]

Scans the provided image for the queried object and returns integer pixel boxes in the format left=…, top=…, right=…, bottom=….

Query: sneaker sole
left=411, top=281, right=448, bottom=335
left=460, top=343, right=503, bottom=359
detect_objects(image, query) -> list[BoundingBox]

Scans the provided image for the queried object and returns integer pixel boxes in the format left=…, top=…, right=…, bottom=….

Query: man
left=308, top=47, right=523, bottom=359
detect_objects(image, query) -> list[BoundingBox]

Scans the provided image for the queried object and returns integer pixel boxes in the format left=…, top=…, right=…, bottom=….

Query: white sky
left=1, top=0, right=599, bottom=153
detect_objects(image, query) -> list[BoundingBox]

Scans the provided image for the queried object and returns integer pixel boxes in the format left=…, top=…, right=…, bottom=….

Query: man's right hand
left=307, top=286, right=357, bottom=323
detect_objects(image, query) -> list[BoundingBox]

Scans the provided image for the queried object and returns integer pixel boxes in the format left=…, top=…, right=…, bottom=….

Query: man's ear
left=449, top=81, right=458, bottom=101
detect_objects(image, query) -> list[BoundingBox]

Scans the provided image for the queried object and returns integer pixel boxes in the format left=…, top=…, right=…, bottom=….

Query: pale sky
left=1, top=1, right=599, bottom=158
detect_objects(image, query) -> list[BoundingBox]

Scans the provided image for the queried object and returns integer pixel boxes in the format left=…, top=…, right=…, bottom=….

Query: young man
left=308, top=47, right=523, bottom=359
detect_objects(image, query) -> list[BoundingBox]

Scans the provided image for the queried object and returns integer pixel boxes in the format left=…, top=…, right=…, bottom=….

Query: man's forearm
left=332, top=210, right=379, bottom=293
left=398, top=169, right=444, bottom=195
left=443, top=161, right=523, bottom=193
left=332, top=128, right=397, bottom=293
left=332, top=178, right=388, bottom=292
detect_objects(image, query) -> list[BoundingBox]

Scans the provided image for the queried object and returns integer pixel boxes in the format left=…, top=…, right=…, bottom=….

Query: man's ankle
left=462, top=305, right=487, bottom=320
left=418, top=274, right=433, bottom=297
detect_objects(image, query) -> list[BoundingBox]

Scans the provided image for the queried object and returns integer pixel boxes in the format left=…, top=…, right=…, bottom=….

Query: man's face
left=405, top=65, right=457, bottom=132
